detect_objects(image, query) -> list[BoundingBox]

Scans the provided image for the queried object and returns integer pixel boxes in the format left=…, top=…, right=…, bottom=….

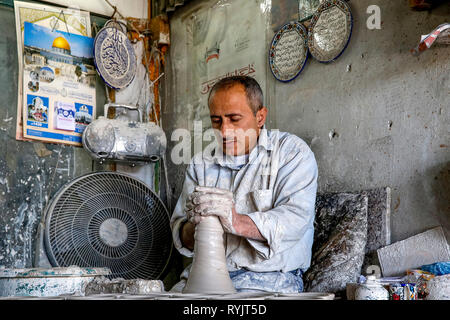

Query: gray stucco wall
left=269, top=0, right=449, bottom=243
left=163, top=0, right=449, bottom=247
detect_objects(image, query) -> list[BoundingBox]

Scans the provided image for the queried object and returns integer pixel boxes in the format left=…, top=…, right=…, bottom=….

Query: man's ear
left=256, top=107, right=268, bottom=128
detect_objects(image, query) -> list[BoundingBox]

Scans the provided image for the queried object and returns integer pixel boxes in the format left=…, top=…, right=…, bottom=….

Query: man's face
left=209, top=84, right=267, bottom=156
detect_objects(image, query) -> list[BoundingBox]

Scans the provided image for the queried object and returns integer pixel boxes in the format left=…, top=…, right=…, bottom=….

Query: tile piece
left=377, top=226, right=450, bottom=277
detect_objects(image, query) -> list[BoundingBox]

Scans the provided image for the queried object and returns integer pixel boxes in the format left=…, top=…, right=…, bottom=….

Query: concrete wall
left=270, top=0, right=449, bottom=243
left=163, top=0, right=449, bottom=246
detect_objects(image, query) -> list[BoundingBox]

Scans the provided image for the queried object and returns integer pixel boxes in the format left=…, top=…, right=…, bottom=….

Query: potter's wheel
left=208, top=292, right=335, bottom=300
left=265, top=292, right=335, bottom=300
left=0, top=292, right=335, bottom=300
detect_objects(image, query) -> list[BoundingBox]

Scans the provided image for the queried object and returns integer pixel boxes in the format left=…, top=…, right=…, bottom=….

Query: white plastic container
left=355, top=275, right=389, bottom=300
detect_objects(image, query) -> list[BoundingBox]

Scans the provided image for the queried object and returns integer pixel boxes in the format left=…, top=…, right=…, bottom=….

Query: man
left=170, top=76, right=318, bottom=293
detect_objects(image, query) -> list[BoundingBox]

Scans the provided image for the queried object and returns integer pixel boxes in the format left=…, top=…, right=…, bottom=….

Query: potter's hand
left=191, top=186, right=237, bottom=234
left=185, top=192, right=205, bottom=225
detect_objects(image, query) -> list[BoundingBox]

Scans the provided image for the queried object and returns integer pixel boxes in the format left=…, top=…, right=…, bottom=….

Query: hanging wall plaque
left=269, top=21, right=309, bottom=82
left=308, top=0, right=353, bottom=63
left=94, top=27, right=137, bottom=90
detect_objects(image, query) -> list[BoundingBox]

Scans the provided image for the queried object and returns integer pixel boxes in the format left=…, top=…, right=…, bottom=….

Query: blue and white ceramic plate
left=94, top=27, right=137, bottom=90
left=269, top=21, right=308, bottom=82
left=307, top=0, right=353, bottom=63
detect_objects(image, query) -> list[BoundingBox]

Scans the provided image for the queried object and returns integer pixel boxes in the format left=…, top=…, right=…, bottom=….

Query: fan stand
left=38, top=172, right=172, bottom=280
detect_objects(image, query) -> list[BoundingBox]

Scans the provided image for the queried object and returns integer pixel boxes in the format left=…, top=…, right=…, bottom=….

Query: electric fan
left=43, top=171, right=172, bottom=280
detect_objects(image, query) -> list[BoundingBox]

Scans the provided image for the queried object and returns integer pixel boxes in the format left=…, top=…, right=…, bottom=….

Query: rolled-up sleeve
left=170, top=162, right=198, bottom=258
left=246, top=143, right=318, bottom=260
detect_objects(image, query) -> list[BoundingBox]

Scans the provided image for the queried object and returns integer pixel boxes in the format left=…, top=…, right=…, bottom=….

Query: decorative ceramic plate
left=307, top=0, right=353, bottom=63
left=269, top=21, right=309, bottom=82
left=94, top=27, right=137, bottom=90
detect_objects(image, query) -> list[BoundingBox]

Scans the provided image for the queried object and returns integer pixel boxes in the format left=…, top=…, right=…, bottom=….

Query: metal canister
left=388, top=283, right=405, bottom=300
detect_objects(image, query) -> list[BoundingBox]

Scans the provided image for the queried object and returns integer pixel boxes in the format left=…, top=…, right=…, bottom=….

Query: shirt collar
left=257, top=127, right=273, bottom=151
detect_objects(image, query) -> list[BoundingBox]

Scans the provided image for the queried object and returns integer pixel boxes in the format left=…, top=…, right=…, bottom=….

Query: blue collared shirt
left=170, top=128, right=318, bottom=273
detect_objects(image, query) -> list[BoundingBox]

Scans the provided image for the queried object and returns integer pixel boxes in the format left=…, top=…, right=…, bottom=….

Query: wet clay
left=183, top=216, right=236, bottom=294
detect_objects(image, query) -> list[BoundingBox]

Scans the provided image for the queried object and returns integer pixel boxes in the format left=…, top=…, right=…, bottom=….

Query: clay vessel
left=183, top=216, right=236, bottom=294
left=355, top=275, right=389, bottom=300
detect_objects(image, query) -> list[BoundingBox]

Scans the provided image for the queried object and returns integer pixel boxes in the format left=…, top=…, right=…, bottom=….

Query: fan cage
left=44, top=172, right=173, bottom=280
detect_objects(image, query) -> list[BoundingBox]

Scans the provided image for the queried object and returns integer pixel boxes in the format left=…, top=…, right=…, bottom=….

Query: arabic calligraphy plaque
left=94, top=27, right=137, bottom=89
left=307, top=0, right=353, bottom=63
left=269, top=21, right=308, bottom=82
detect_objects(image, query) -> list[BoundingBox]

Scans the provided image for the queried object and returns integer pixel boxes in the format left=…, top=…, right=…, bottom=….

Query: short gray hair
left=207, top=76, right=264, bottom=115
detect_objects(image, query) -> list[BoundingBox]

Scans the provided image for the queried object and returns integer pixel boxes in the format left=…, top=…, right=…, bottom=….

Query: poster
left=14, top=1, right=92, bottom=141
left=22, top=22, right=96, bottom=146
left=170, top=0, right=269, bottom=133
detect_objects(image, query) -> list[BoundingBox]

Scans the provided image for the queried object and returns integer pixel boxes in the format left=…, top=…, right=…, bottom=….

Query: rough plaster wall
left=271, top=0, right=449, bottom=243
left=0, top=6, right=107, bottom=268
left=163, top=0, right=449, bottom=247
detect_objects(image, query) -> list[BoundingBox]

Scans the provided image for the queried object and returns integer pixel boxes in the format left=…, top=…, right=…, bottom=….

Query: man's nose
left=220, top=121, right=234, bottom=137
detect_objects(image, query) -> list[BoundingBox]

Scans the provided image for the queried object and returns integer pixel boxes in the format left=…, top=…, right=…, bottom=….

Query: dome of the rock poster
left=52, top=36, right=71, bottom=53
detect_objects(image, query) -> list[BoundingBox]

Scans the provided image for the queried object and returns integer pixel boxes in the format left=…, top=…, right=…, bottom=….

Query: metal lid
left=0, top=266, right=111, bottom=278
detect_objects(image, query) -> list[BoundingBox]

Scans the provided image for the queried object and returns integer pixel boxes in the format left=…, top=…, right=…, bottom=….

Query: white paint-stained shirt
left=170, top=128, right=318, bottom=273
